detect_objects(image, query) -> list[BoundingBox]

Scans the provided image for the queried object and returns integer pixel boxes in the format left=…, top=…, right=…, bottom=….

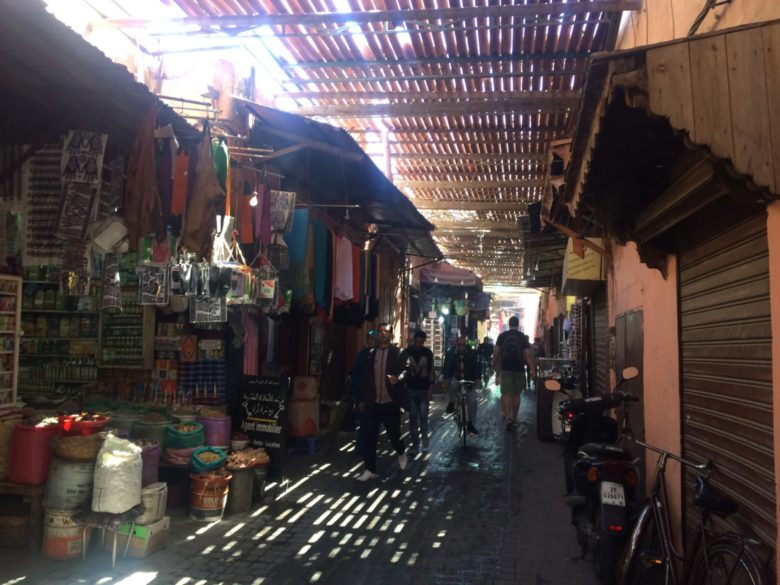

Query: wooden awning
left=564, top=19, right=780, bottom=218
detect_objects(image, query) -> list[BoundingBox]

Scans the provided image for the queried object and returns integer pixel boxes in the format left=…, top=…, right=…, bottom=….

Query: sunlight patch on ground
left=115, top=573, right=157, bottom=585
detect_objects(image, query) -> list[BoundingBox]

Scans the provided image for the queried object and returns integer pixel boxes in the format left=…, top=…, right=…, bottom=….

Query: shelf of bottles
left=99, top=253, right=144, bottom=368
left=423, top=317, right=444, bottom=369
left=20, top=267, right=98, bottom=397
left=0, top=276, right=20, bottom=408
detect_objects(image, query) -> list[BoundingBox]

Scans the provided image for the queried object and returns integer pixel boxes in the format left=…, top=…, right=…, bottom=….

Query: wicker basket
left=51, top=431, right=106, bottom=461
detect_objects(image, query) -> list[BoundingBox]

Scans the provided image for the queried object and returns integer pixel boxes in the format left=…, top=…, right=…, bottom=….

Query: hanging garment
left=181, top=132, right=223, bottom=259
left=255, top=185, right=272, bottom=245
left=124, top=107, right=164, bottom=250
left=334, top=235, right=354, bottom=302
left=284, top=209, right=309, bottom=264
left=269, top=190, right=296, bottom=231
left=352, top=244, right=360, bottom=302
left=171, top=152, right=189, bottom=216
left=243, top=310, right=259, bottom=376
left=156, top=137, right=174, bottom=217
left=312, top=221, right=329, bottom=311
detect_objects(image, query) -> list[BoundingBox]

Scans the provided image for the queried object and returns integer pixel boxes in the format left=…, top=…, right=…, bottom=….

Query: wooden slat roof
left=84, top=0, right=637, bottom=285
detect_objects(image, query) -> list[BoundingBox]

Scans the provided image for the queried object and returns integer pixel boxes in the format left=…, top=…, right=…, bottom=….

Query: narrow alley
left=0, top=385, right=598, bottom=585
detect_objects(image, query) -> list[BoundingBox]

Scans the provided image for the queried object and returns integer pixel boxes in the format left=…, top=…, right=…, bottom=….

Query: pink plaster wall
left=765, top=202, right=780, bottom=572
left=609, top=241, right=683, bottom=536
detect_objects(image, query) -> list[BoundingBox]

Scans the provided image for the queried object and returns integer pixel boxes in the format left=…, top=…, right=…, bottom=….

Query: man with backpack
left=493, top=316, right=536, bottom=432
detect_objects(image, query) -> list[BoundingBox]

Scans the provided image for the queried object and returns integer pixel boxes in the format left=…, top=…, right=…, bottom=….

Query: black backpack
left=501, top=332, right=525, bottom=370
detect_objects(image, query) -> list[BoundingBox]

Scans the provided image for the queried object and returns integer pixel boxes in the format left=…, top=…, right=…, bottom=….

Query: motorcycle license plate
left=600, top=481, right=626, bottom=507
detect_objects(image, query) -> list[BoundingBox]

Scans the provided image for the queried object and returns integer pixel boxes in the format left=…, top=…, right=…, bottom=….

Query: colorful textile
left=181, top=360, right=227, bottom=405
left=284, top=209, right=309, bottom=264
left=312, top=221, right=329, bottom=311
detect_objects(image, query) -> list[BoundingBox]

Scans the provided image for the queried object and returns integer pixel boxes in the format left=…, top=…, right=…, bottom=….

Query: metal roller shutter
left=592, top=284, right=610, bottom=395
left=678, top=212, right=775, bottom=547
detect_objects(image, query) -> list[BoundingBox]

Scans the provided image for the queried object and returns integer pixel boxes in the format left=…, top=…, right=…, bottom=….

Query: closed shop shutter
left=592, top=284, right=610, bottom=395
left=678, top=212, right=775, bottom=547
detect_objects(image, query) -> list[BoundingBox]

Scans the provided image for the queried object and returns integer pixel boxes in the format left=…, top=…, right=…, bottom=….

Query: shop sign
left=240, top=376, right=291, bottom=480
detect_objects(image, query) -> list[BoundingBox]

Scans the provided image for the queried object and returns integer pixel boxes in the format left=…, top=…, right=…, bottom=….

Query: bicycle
left=616, top=438, right=771, bottom=585
left=452, top=379, right=476, bottom=449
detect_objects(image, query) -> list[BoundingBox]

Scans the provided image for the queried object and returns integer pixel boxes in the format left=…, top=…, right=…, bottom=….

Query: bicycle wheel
left=617, top=504, right=669, bottom=585
left=461, top=400, right=467, bottom=449
left=688, top=536, right=769, bottom=585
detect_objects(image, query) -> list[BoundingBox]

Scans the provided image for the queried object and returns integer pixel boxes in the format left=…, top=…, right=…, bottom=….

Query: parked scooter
left=545, top=367, right=640, bottom=585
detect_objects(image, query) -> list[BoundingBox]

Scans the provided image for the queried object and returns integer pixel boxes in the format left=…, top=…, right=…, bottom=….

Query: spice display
left=225, top=447, right=269, bottom=469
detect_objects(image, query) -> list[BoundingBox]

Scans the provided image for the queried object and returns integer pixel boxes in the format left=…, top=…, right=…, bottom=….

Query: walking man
left=400, top=330, right=435, bottom=455
left=356, top=323, right=407, bottom=481
left=493, top=316, right=536, bottom=432
left=349, top=329, right=377, bottom=454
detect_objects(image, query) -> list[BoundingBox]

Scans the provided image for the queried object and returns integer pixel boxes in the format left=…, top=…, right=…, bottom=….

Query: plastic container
left=42, top=507, right=90, bottom=560
left=226, top=467, right=254, bottom=514
left=190, top=473, right=231, bottom=522
left=9, top=423, right=58, bottom=485
left=43, top=457, right=95, bottom=509
left=58, top=415, right=109, bottom=437
left=140, top=442, right=161, bottom=486
left=135, top=482, right=167, bottom=525
left=197, top=415, right=231, bottom=448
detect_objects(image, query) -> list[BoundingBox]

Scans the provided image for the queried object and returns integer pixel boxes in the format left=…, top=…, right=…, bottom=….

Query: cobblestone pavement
left=0, top=384, right=601, bottom=585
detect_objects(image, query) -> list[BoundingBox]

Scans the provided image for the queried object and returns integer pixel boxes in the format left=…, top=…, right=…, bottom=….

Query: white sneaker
left=356, top=470, right=379, bottom=482
left=398, top=453, right=408, bottom=470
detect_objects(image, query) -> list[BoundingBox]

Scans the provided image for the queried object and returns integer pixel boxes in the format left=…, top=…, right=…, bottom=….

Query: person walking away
left=399, top=330, right=435, bottom=455
left=477, top=336, right=495, bottom=384
left=356, top=323, right=407, bottom=481
left=493, top=316, right=536, bottom=432
left=443, top=334, right=481, bottom=435
left=349, top=329, right=377, bottom=454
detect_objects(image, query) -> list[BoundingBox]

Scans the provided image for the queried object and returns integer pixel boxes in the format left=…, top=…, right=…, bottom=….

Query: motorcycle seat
left=694, top=476, right=738, bottom=516
left=577, top=442, right=632, bottom=460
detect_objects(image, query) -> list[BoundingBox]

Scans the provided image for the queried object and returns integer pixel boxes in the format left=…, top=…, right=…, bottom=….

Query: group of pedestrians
left=350, top=318, right=536, bottom=481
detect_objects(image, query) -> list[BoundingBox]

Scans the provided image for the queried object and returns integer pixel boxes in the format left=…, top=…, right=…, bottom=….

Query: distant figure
left=400, top=330, right=435, bottom=455
left=477, top=336, right=495, bottom=385
left=532, top=336, right=545, bottom=359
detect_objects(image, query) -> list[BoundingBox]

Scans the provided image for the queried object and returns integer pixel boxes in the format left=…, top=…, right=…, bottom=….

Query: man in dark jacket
left=399, top=330, right=435, bottom=455
left=443, top=333, right=481, bottom=435
left=356, top=323, right=407, bottom=481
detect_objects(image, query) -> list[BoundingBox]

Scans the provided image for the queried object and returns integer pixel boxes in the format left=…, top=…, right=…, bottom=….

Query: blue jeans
left=407, top=388, right=430, bottom=449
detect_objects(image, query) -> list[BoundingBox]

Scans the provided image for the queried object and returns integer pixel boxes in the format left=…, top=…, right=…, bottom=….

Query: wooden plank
left=688, top=35, right=733, bottom=159
left=646, top=42, right=695, bottom=133
left=647, top=0, right=674, bottom=44
left=433, top=221, right=518, bottom=231
left=726, top=29, right=776, bottom=193
left=413, top=201, right=528, bottom=211
left=94, top=1, right=643, bottom=28
left=397, top=179, right=544, bottom=189
left=390, top=152, right=547, bottom=161
left=762, top=23, right=780, bottom=194
left=279, top=90, right=580, bottom=102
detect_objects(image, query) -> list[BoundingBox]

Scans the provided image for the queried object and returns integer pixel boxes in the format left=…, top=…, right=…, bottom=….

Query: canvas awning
left=420, top=262, right=481, bottom=288
left=244, top=103, right=441, bottom=259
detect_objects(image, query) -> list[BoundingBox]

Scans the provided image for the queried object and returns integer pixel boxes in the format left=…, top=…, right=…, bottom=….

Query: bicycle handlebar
left=454, top=379, right=477, bottom=386
left=629, top=437, right=713, bottom=472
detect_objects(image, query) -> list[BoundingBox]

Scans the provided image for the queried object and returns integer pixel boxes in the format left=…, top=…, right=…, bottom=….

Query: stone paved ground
left=0, top=384, right=601, bottom=585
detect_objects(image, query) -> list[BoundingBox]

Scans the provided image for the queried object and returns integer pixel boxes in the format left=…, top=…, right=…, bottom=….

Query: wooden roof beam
left=434, top=221, right=519, bottom=231
left=94, top=2, right=642, bottom=29
left=280, top=90, right=579, bottom=102
left=397, top=179, right=545, bottom=189
left=414, top=201, right=530, bottom=211
left=390, top=152, right=547, bottom=161
left=282, top=69, right=582, bottom=85
left=295, top=97, right=578, bottom=118
left=283, top=53, right=591, bottom=70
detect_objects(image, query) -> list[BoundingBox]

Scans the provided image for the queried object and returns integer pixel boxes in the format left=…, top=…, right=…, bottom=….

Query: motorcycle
left=544, top=366, right=640, bottom=585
